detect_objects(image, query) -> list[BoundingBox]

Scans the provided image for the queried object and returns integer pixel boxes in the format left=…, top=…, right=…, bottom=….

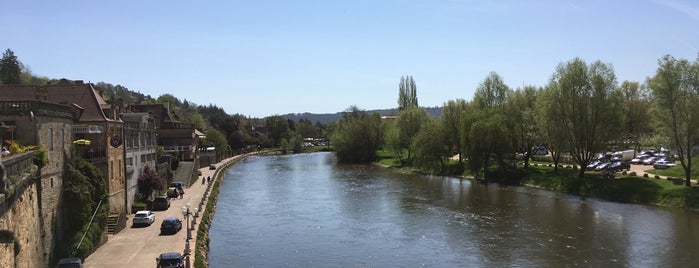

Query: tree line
left=331, top=56, right=699, bottom=187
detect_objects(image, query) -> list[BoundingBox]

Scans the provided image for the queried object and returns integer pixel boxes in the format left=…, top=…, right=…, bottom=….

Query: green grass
left=522, top=165, right=699, bottom=208
left=646, top=155, right=699, bottom=181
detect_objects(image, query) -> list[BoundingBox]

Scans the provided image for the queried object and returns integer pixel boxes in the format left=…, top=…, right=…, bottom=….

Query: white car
left=133, top=210, right=155, bottom=226
left=653, top=160, right=676, bottom=169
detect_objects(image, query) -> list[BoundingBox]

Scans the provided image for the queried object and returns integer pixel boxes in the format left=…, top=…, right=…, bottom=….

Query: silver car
left=133, top=210, right=155, bottom=226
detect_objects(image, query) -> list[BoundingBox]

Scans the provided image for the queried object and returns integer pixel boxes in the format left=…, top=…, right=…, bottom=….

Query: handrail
left=75, top=199, right=104, bottom=253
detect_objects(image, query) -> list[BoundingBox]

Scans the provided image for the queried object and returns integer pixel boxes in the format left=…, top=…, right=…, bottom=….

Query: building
left=121, top=113, right=157, bottom=208
left=0, top=99, right=77, bottom=267
left=0, top=81, right=127, bottom=219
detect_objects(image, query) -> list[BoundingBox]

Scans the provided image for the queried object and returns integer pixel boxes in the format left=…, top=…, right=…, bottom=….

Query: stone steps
left=106, top=214, right=120, bottom=235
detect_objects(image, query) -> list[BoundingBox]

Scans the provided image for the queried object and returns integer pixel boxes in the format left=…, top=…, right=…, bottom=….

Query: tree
left=0, top=48, right=21, bottom=84
left=137, top=165, right=162, bottom=199
left=398, top=75, right=418, bottom=111
left=205, top=128, right=228, bottom=160
left=543, top=58, right=625, bottom=178
left=648, top=55, right=699, bottom=187
left=473, top=72, right=509, bottom=108
left=411, top=119, right=450, bottom=173
left=265, top=115, right=290, bottom=146
left=505, top=86, right=539, bottom=167
left=536, top=85, right=568, bottom=173
left=619, top=80, right=652, bottom=153
left=331, top=107, right=383, bottom=163
left=396, top=106, right=432, bottom=160
left=439, top=99, right=468, bottom=163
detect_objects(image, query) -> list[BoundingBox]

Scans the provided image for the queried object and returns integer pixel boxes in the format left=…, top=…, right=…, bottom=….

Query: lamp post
left=181, top=203, right=191, bottom=240
left=181, top=203, right=192, bottom=268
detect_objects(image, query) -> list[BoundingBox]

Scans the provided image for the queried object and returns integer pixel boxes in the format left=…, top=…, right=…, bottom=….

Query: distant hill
left=281, top=106, right=442, bottom=124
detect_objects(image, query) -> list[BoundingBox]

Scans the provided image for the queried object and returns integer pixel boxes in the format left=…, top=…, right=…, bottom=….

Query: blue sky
left=2, top=0, right=698, bottom=118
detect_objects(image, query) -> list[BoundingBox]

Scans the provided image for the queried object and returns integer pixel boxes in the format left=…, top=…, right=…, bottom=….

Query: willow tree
left=331, top=106, right=383, bottom=163
left=543, top=58, right=624, bottom=178
left=439, top=99, right=468, bottom=162
left=648, top=55, right=699, bottom=187
left=398, top=75, right=418, bottom=111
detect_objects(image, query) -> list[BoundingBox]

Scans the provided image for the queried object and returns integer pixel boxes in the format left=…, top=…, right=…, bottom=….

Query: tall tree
left=0, top=48, right=21, bottom=84
left=619, top=80, right=652, bottom=154
left=411, top=119, right=450, bottom=173
left=265, top=115, right=290, bottom=146
left=648, top=55, right=699, bottom=187
left=439, top=99, right=468, bottom=162
left=543, top=58, right=625, bottom=178
left=398, top=75, right=418, bottom=111
left=506, top=86, right=539, bottom=167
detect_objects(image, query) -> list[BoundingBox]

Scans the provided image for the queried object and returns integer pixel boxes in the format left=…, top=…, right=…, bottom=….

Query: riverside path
left=84, top=156, right=239, bottom=268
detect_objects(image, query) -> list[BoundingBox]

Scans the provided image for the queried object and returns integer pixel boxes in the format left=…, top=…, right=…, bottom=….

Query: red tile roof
left=0, top=83, right=118, bottom=122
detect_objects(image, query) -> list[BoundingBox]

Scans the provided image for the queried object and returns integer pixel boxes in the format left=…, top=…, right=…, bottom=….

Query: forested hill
left=281, top=106, right=442, bottom=124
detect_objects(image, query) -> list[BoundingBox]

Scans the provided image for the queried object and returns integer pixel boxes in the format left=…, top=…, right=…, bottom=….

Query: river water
left=208, top=152, right=699, bottom=267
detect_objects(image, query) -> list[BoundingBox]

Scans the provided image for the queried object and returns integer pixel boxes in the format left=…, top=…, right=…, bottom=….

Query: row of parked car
left=630, top=150, right=677, bottom=169
left=586, top=160, right=630, bottom=172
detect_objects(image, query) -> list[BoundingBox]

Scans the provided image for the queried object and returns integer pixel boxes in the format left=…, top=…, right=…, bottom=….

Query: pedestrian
left=207, top=176, right=211, bottom=183
left=202, top=176, right=205, bottom=185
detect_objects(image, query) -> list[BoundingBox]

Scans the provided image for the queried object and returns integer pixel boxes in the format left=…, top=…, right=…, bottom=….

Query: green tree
left=383, top=121, right=403, bottom=161
left=265, top=115, right=290, bottom=146
left=439, top=99, right=468, bottom=163
left=537, top=85, right=569, bottom=173
left=473, top=72, right=509, bottom=108
left=505, top=86, right=539, bottom=167
left=396, top=106, right=432, bottom=160
left=398, top=75, right=418, bottom=111
left=0, top=48, right=22, bottom=84
left=619, top=80, right=652, bottom=153
left=331, top=107, right=383, bottom=163
left=411, top=119, right=450, bottom=173
left=205, top=128, right=228, bottom=160
left=544, top=58, right=625, bottom=178
left=648, top=55, right=699, bottom=186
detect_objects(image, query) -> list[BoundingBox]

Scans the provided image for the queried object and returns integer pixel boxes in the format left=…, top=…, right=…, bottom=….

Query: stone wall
left=0, top=170, right=42, bottom=268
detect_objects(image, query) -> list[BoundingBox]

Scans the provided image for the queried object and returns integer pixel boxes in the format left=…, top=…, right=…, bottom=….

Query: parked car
left=607, top=161, right=630, bottom=172
left=209, top=164, right=216, bottom=170
left=56, top=257, right=83, bottom=268
left=630, top=155, right=649, bottom=165
left=133, top=210, right=155, bottom=226
left=152, top=196, right=171, bottom=211
left=586, top=160, right=602, bottom=170
left=642, top=157, right=658, bottom=165
left=170, top=181, right=183, bottom=189
left=160, top=217, right=182, bottom=234
left=654, top=159, right=677, bottom=169
left=594, top=162, right=611, bottom=171
left=156, top=252, right=184, bottom=268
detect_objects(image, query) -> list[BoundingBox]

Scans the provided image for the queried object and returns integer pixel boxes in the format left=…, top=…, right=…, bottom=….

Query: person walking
left=207, top=176, right=211, bottom=184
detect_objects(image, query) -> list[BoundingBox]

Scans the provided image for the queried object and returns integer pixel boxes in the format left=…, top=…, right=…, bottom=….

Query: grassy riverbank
left=375, top=150, right=699, bottom=209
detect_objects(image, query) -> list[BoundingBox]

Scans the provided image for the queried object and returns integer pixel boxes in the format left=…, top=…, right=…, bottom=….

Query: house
left=0, top=81, right=127, bottom=219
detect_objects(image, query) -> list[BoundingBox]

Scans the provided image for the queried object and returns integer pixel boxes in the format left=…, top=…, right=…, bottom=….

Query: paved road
left=84, top=158, right=234, bottom=268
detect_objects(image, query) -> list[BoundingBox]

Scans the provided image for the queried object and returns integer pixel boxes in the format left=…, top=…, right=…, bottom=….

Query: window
left=47, top=128, right=53, bottom=150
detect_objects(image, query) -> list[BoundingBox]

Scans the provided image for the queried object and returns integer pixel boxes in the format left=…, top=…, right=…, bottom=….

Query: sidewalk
left=83, top=156, right=238, bottom=268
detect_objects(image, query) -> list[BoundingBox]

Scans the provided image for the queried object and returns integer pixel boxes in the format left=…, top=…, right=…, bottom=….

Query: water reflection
left=209, top=152, right=699, bottom=267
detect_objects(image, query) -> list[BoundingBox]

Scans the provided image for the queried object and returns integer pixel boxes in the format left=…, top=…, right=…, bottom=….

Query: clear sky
left=2, top=0, right=698, bottom=118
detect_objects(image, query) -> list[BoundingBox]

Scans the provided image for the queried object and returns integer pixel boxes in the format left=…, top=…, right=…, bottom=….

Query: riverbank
left=192, top=153, right=251, bottom=268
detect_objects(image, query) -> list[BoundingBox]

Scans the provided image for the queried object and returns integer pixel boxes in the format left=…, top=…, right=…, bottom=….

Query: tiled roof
left=0, top=83, right=116, bottom=122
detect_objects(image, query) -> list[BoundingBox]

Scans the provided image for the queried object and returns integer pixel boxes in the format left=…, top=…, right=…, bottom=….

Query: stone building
left=0, top=81, right=127, bottom=221
left=0, top=100, right=77, bottom=268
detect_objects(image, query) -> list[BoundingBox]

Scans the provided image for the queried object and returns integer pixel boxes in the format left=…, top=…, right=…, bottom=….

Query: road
left=84, top=158, right=234, bottom=268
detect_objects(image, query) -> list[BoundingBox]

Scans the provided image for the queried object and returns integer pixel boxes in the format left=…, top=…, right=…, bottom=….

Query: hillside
left=281, top=106, right=442, bottom=124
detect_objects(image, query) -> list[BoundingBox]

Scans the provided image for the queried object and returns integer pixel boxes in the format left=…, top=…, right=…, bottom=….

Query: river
left=208, top=152, right=699, bottom=267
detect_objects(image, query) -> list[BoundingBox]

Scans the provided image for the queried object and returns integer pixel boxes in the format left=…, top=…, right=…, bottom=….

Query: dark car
left=209, top=164, right=216, bottom=170
left=152, top=196, right=170, bottom=211
left=157, top=252, right=184, bottom=268
left=607, top=161, right=630, bottom=172
left=160, top=217, right=182, bottom=234
left=56, top=257, right=83, bottom=268
left=170, top=181, right=183, bottom=189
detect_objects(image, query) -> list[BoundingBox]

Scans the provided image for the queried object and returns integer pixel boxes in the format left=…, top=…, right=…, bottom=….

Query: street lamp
left=181, top=203, right=192, bottom=268
left=181, top=203, right=191, bottom=240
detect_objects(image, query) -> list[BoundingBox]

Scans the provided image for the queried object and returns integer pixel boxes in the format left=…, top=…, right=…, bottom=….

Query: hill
left=281, top=106, right=442, bottom=124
